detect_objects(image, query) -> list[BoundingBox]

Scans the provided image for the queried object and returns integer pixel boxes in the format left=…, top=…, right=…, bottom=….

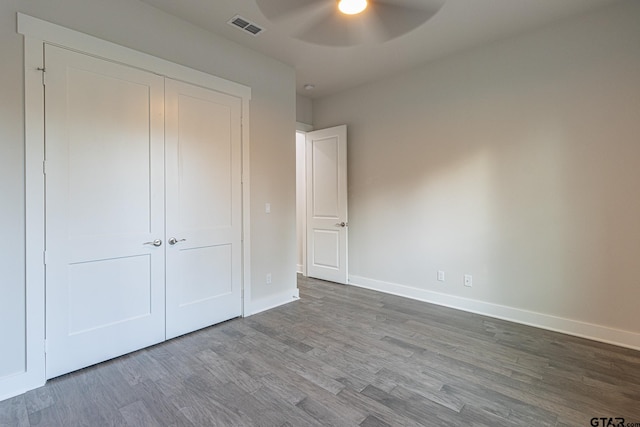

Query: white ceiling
left=138, top=0, right=622, bottom=99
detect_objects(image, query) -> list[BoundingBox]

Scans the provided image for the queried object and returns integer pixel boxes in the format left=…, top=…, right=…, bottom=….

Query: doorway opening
left=295, top=125, right=348, bottom=284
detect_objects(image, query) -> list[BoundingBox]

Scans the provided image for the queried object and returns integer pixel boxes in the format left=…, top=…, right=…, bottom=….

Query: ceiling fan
left=254, top=0, right=446, bottom=47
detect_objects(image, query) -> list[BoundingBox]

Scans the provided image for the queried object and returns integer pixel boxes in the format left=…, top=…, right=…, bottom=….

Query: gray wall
left=313, top=1, right=640, bottom=337
left=0, top=0, right=296, bottom=381
left=296, top=94, right=313, bottom=126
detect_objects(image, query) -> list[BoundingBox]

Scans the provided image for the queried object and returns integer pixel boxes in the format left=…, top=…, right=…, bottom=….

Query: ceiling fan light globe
left=338, top=0, right=367, bottom=15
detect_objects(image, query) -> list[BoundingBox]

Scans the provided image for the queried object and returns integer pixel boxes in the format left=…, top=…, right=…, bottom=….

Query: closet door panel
left=165, top=79, right=243, bottom=339
left=44, top=45, right=166, bottom=379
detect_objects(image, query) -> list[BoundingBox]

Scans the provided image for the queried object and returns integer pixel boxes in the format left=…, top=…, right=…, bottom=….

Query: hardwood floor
left=2, top=275, right=639, bottom=426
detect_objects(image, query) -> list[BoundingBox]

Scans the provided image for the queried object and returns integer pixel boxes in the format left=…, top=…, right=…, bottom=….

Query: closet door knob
left=168, top=237, right=186, bottom=245
left=143, top=239, right=162, bottom=247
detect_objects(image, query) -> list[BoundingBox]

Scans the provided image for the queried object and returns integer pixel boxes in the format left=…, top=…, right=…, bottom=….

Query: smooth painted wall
left=313, top=1, right=640, bottom=337
left=0, top=0, right=296, bottom=384
left=296, top=132, right=307, bottom=274
left=296, top=94, right=313, bottom=126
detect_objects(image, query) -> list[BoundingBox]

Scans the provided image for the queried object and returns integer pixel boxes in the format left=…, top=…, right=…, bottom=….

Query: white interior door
left=306, top=125, right=348, bottom=284
left=164, top=79, right=243, bottom=339
left=45, top=45, right=166, bottom=378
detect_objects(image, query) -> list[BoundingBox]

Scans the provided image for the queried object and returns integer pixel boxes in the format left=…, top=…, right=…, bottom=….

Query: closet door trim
left=17, top=13, right=252, bottom=401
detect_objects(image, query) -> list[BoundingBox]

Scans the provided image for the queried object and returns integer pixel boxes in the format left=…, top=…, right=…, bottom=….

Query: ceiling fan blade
left=256, top=0, right=446, bottom=46
left=294, top=8, right=364, bottom=46
left=363, top=0, right=445, bottom=41
left=255, top=0, right=327, bottom=22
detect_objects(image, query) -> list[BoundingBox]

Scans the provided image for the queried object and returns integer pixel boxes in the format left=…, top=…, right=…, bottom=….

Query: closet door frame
left=17, top=13, right=252, bottom=398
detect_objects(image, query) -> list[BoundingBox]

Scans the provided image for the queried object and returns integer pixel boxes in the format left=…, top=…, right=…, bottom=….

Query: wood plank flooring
left=2, top=275, right=639, bottom=426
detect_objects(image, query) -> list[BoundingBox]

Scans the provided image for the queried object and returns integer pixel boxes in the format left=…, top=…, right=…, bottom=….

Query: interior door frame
left=17, top=13, right=252, bottom=397
left=295, top=123, right=313, bottom=276
left=304, top=125, right=349, bottom=284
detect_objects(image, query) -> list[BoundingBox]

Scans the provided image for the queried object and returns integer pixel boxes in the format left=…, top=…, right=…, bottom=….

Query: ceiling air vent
left=228, top=15, right=264, bottom=36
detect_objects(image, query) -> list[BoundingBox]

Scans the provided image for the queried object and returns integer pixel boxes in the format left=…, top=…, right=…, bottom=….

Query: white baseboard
left=0, top=370, right=45, bottom=403
left=296, top=264, right=303, bottom=274
left=348, top=275, right=640, bottom=351
left=246, top=288, right=300, bottom=316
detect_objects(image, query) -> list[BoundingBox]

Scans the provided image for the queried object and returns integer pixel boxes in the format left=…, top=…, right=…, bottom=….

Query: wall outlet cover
left=464, top=274, right=472, bottom=287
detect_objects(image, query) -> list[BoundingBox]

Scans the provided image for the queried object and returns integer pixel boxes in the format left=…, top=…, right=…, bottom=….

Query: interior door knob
left=335, top=222, right=347, bottom=228
left=168, top=237, right=187, bottom=245
left=143, top=239, right=162, bottom=247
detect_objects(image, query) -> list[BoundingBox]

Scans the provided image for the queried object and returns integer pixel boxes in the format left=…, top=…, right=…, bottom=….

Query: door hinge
left=37, top=67, right=46, bottom=85
left=43, top=250, right=48, bottom=265
left=43, top=160, right=47, bottom=175
left=44, top=338, right=48, bottom=354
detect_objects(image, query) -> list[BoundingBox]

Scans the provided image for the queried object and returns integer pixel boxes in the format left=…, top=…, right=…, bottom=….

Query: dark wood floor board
left=90, top=360, right=145, bottom=409
left=151, top=368, right=192, bottom=400
left=27, top=405, right=64, bottom=427
left=439, top=383, right=511, bottom=419
left=321, top=329, right=416, bottom=366
left=75, top=365, right=133, bottom=427
left=177, top=402, right=247, bottom=427
left=401, top=317, right=498, bottom=347
left=220, top=350, right=276, bottom=381
left=175, top=375, right=256, bottom=427
left=245, top=352, right=372, bottom=425
left=586, top=360, right=640, bottom=388
left=257, top=372, right=308, bottom=406
left=2, top=275, right=639, bottom=426
left=581, top=375, right=640, bottom=410
left=46, top=370, right=126, bottom=426
left=237, top=384, right=324, bottom=427
left=289, top=376, right=373, bottom=424
left=441, top=362, right=603, bottom=425
left=194, top=348, right=263, bottom=394
left=392, top=384, right=476, bottom=425
left=375, top=366, right=444, bottom=393
left=132, top=350, right=168, bottom=382
left=458, top=404, right=522, bottom=427
left=130, top=380, right=195, bottom=427
left=442, top=381, right=558, bottom=427
left=408, top=345, right=509, bottom=385
left=295, top=395, right=363, bottom=426
left=336, top=386, right=428, bottom=427
left=536, top=367, right=639, bottom=409
left=0, top=394, right=29, bottom=427
left=119, top=400, right=159, bottom=426
left=361, top=384, right=453, bottom=427
left=382, top=301, right=494, bottom=338
left=247, top=340, right=347, bottom=395
left=242, top=325, right=370, bottom=394
left=373, top=367, right=464, bottom=412
left=235, top=336, right=344, bottom=400
left=250, top=351, right=344, bottom=402
left=316, top=293, right=387, bottom=318
left=357, top=385, right=438, bottom=427
left=303, top=347, right=379, bottom=392
left=288, top=305, right=377, bottom=338
left=359, top=414, right=392, bottom=427
left=21, top=386, right=54, bottom=417
left=399, top=320, right=550, bottom=377
left=248, top=312, right=310, bottom=342
left=372, top=319, right=463, bottom=355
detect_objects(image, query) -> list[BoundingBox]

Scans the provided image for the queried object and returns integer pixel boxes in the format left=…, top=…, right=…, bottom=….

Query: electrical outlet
left=464, top=274, right=472, bottom=287
left=266, top=273, right=272, bottom=284
left=265, top=203, right=271, bottom=214
left=437, top=270, right=445, bottom=282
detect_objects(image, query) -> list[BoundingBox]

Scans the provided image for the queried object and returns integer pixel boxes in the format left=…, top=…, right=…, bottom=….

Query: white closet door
left=44, top=45, right=166, bottom=378
left=306, top=125, right=349, bottom=284
left=165, top=79, right=243, bottom=339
